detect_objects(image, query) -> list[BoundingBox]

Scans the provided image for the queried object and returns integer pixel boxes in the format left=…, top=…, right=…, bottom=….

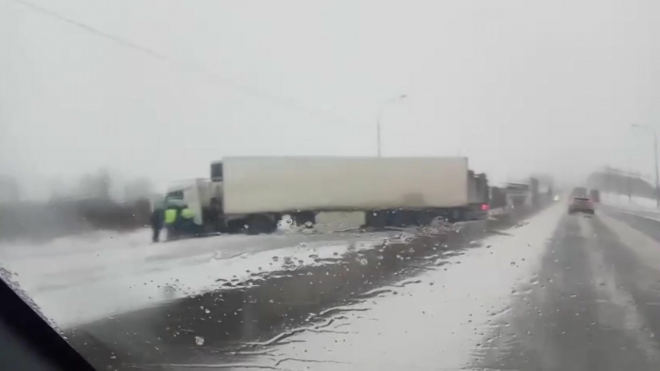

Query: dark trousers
left=152, top=227, right=161, bottom=242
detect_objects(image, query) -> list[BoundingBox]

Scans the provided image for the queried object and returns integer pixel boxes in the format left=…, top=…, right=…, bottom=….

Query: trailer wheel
left=365, top=210, right=388, bottom=229
left=247, top=215, right=277, bottom=235
left=293, top=212, right=315, bottom=227
left=226, top=220, right=244, bottom=234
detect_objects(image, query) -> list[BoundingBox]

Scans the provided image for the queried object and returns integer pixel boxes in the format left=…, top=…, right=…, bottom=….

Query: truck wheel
left=247, top=215, right=276, bottom=235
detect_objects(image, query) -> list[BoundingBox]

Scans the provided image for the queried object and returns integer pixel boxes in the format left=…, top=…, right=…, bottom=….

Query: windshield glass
left=2, top=1, right=660, bottom=370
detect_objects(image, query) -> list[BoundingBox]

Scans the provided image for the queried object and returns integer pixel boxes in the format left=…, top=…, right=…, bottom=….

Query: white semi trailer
left=164, top=156, right=489, bottom=235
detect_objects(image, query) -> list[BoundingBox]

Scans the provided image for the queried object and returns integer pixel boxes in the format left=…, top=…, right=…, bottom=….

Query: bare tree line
left=0, top=170, right=156, bottom=241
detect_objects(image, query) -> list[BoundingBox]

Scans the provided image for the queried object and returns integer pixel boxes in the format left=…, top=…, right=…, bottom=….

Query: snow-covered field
left=601, top=193, right=660, bottom=220
left=228, top=203, right=564, bottom=371
left=0, top=229, right=397, bottom=328
left=602, top=192, right=657, bottom=209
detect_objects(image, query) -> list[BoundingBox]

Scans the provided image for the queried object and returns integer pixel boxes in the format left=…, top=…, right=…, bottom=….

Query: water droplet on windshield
left=195, top=336, right=205, bottom=346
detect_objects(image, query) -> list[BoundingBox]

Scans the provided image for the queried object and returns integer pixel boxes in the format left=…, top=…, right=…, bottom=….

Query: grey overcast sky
left=1, top=0, right=659, bottom=197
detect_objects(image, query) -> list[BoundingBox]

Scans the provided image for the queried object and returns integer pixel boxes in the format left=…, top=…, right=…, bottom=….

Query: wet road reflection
left=476, top=208, right=660, bottom=371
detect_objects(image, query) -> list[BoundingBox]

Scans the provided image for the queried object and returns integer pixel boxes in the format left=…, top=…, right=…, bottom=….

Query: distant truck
left=589, top=189, right=601, bottom=203
left=487, top=185, right=513, bottom=219
left=163, top=156, right=489, bottom=236
left=506, top=182, right=533, bottom=208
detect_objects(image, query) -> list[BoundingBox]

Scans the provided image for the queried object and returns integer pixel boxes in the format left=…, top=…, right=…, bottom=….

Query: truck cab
left=164, top=178, right=222, bottom=238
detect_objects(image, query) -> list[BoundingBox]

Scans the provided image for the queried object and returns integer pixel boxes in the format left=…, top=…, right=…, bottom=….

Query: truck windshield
left=165, top=190, right=184, bottom=200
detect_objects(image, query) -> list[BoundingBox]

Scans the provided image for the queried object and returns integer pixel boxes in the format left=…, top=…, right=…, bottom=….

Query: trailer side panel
left=223, top=157, right=469, bottom=214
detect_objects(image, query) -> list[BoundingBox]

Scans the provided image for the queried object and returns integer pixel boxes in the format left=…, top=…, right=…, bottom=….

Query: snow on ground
left=0, top=229, right=396, bottom=328
left=597, top=212, right=660, bottom=273
left=602, top=192, right=657, bottom=209
left=235, top=203, right=564, bottom=371
left=601, top=193, right=660, bottom=220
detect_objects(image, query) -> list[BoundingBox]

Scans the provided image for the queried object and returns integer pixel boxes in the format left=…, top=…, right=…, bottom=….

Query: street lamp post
left=631, top=124, right=660, bottom=208
left=377, top=94, right=407, bottom=157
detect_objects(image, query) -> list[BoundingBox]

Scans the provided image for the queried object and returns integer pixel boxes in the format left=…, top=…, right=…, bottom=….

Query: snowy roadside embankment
left=220, top=203, right=564, bottom=371
left=601, top=193, right=660, bottom=220
left=0, top=229, right=398, bottom=328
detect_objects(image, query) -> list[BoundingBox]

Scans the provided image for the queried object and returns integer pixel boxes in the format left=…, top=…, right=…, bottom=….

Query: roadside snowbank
left=235, top=204, right=563, bottom=371
left=601, top=193, right=660, bottom=220
left=0, top=230, right=395, bottom=328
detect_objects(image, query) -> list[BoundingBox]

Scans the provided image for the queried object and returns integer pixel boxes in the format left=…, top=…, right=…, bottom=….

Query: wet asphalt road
left=477, top=206, right=660, bottom=371
left=64, top=203, right=660, bottom=371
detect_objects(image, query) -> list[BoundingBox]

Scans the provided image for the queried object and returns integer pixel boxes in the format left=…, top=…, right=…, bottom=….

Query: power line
left=6, top=0, right=352, bottom=123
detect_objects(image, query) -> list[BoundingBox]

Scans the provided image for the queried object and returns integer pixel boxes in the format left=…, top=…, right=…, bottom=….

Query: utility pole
left=377, top=114, right=382, bottom=158
left=654, top=133, right=659, bottom=208
left=627, top=172, right=632, bottom=202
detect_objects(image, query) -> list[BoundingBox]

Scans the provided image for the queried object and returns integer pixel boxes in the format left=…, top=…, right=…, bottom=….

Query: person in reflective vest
left=180, top=207, right=196, bottom=235
left=181, top=207, right=194, bottom=220
left=164, top=206, right=180, bottom=241
left=164, top=208, right=178, bottom=225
